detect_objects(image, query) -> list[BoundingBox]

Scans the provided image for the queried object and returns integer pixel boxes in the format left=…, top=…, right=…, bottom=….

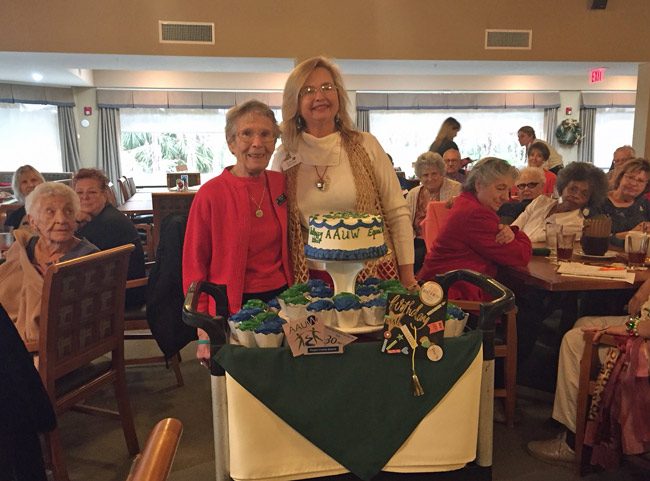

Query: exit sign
left=590, top=67, right=606, bottom=83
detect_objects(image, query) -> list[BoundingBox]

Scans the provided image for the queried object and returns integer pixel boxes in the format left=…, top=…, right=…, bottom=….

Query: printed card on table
left=381, top=281, right=446, bottom=361
left=283, top=314, right=357, bottom=357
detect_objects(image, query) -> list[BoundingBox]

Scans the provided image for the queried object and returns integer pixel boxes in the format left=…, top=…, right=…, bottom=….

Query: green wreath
left=555, top=118, right=582, bottom=146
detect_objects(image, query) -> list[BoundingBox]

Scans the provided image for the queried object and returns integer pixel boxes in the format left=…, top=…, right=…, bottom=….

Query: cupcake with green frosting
left=332, top=292, right=363, bottom=329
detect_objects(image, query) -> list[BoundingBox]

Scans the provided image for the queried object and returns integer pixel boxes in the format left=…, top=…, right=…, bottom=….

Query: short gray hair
left=517, top=166, right=546, bottom=185
left=463, top=157, right=518, bottom=194
left=25, top=182, right=80, bottom=217
left=12, top=165, right=45, bottom=202
left=225, top=99, right=280, bottom=144
left=414, top=151, right=445, bottom=178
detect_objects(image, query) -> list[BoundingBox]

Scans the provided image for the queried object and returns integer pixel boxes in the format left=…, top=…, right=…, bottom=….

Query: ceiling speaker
left=591, top=0, right=607, bottom=9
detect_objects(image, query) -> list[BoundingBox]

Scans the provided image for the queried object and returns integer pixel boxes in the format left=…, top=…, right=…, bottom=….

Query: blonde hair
left=280, top=56, right=358, bottom=152
left=430, top=117, right=461, bottom=153
left=12, top=165, right=45, bottom=202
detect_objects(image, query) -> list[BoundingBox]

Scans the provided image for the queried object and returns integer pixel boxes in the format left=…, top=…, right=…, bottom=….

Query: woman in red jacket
left=418, top=157, right=532, bottom=300
left=183, top=100, right=293, bottom=364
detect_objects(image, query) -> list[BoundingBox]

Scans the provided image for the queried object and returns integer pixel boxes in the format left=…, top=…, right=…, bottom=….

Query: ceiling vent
left=159, top=21, right=214, bottom=44
left=485, top=29, right=532, bottom=50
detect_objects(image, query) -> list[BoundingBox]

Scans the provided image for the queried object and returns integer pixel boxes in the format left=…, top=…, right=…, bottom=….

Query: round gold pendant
left=255, top=209, right=263, bottom=218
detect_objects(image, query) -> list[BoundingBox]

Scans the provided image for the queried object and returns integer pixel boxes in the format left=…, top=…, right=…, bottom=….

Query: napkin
left=557, top=262, right=635, bottom=284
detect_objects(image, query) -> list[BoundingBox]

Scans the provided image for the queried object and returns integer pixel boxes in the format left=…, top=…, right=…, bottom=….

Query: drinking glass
left=0, top=226, right=14, bottom=260
left=625, top=233, right=649, bottom=270
left=545, top=223, right=563, bottom=262
left=556, top=232, right=576, bottom=262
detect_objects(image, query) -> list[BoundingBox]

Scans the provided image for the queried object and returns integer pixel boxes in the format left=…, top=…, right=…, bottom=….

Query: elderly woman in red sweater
left=183, top=100, right=293, bottom=364
left=418, top=157, right=532, bottom=300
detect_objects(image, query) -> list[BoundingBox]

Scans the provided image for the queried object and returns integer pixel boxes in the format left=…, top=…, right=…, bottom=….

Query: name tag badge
left=282, top=154, right=300, bottom=171
left=276, top=194, right=287, bottom=206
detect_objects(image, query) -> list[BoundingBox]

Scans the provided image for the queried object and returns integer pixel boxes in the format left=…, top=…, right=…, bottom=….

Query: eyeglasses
left=516, top=182, right=540, bottom=190
left=236, top=129, right=277, bottom=144
left=299, top=82, right=337, bottom=98
left=622, top=173, right=648, bottom=185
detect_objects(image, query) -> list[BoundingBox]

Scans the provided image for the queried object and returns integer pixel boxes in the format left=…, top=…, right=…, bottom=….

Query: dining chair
left=151, top=192, right=196, bottom=254
left=451, top=299, right=518, bottom=427
left=37, top=244, right=140, bottom=481
left=124, top=268, right=184, bottom=387
left=127, top=177, right=137, bottom=197
left=574, top=331, right=650, bottom=475
left=125, top=418, right=183, bottom=481
left=119, top=176, right=131, bottom=203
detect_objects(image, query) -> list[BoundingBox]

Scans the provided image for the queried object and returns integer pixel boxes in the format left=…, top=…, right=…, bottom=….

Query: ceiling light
left=31, top=72, right=43, bottom=82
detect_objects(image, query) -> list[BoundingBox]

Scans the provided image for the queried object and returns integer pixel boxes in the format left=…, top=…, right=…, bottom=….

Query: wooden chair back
left=38, top=244, right=140, bottom=480
left=118, top=176, right=131, bottom=203
left=127, top=177, right=137, bottom=197
left=107, top=181, right=120, bottom=207
left=126, top=418, right=182, bottom=481
left=152, top=192, right=196, bottom=254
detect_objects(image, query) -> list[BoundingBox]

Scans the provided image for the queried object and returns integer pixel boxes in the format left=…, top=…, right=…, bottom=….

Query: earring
left=335, top=113, right=341, bottom=127
left=296, top=115, right=305, bottom=130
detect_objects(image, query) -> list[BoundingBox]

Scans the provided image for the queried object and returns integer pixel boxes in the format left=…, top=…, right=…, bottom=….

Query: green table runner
left=215, top=330, right=482, bottom=481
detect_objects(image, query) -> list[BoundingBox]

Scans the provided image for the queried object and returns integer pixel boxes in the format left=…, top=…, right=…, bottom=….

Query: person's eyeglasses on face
left=299, top=82, right=337, bottom=98
left=236, top=129, right=277, bottom=144
left=516, top=182, right=540, bottom=190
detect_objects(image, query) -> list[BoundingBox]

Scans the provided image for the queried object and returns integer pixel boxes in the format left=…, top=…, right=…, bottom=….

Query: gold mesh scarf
left=285, top=132, right=399, bottom=283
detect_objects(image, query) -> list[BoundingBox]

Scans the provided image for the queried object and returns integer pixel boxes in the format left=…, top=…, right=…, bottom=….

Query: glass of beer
left=625, top=233, right=649, bottom=270
left=556, top=232, right=576, bottom=262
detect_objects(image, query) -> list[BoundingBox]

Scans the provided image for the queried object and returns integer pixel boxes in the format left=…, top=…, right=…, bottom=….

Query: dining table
left=117, top=186, right=199, bottom=216
left=498, top=242, right=647, bottom=361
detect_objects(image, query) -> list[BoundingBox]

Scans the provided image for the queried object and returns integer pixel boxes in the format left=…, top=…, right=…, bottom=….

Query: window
left=120, top=107, right=282, bottom=186
left=0, top=103, right=62, bottom=172
left=369, top=109, right=545, bottom=177
left=120, top=108, right=229, bottom=186
left=592, top=108, right=635, bottom=170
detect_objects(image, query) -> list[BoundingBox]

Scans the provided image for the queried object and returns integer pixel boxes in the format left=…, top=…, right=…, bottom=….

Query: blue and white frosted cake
left=305, top=211, right=387, bottom=261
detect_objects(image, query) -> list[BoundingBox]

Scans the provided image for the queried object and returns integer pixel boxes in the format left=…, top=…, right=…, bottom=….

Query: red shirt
left=418, top=191, right=532, bottom=301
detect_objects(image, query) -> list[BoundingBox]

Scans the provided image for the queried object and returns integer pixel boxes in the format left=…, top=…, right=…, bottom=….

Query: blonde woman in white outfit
left=271, top=56, right=415, bottom=288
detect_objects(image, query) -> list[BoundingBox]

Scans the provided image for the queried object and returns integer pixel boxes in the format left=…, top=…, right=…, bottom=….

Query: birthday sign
left=283, top=314, right=357, bottom=357
left=381, top=282, right=446, bottom=361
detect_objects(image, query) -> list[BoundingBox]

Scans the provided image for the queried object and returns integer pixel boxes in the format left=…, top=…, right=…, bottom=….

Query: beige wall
left=2, top=0, right=649, bottom=62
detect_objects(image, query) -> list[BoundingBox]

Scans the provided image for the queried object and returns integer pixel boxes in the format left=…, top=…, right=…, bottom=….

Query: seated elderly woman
left=600, top=158, right=650, bottom=246
left=406, top=151, right=462, bottom=273
left=4, top=165, right=45, bottom=230
left=512, top=162, right=609, bottom=242
left=498, top=166, right=546, bottom=224
left=73, top=168, right=146, bottom=308
left=418, top=157, right=532, bottom=301
left=0, top=182, right=98, bottom=345
left=523, top=141, right=556, bottom=195
left=527, top=277, right=650, bottom=468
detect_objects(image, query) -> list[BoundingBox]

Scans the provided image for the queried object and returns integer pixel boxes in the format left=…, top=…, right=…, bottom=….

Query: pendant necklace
left=250, top=185, right=266, bottom=218
left=314, top=166, right=330, bottom=191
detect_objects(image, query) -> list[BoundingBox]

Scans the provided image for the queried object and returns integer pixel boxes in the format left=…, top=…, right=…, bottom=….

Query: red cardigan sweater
left=418, top=191, right=532, bottom=301
left=182, top=168, right=293, bottom=315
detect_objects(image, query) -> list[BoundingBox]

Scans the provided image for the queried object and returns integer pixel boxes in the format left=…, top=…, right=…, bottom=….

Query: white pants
left=551, top=315, right=627, bottom=433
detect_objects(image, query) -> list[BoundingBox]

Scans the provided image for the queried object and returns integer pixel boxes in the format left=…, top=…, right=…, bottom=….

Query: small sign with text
left=283, top=314, right=357, bottom=357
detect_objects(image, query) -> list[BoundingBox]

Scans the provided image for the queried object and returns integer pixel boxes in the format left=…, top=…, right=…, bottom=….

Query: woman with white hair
left=271, top=56, right=415, bottom=288
left=406, top=151, right=461, bottom=273
left=418, top=157, right=531, bottom=301
left=0, top=182, right=98, bottom=344
left=4, top=164, right=45, bottom=230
